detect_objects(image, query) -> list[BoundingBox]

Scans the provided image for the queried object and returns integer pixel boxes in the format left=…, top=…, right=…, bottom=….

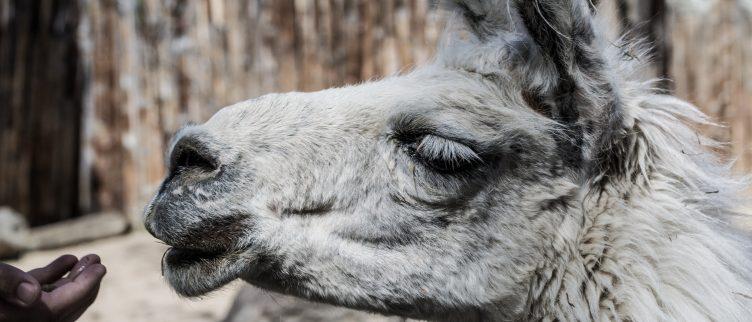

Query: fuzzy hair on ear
left=440, top=0, right=641, bottom=188
left=443, top=0, right=614, bottom=118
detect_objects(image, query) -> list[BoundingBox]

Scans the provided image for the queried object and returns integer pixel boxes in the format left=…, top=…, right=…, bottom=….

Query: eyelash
left=401, top=134, right=482, bottom=173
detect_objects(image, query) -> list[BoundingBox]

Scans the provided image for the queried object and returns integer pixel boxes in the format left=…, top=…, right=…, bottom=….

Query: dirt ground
left=5, top=231, right=243, bottom=322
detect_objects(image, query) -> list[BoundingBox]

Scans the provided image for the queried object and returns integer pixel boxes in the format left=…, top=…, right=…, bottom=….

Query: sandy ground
left=5, top=231, right=242, bottom=322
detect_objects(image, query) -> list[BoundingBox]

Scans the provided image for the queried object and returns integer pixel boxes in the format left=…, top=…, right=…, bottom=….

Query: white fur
left=144, top=1, right=752, bottom=321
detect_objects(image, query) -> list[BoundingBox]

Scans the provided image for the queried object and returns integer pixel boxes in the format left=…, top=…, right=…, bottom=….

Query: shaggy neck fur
left=527, top=92, right=752, bottom=321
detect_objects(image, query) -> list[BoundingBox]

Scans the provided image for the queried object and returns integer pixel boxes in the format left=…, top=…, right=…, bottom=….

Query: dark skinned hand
left=0, top=254, right=106, bottom=322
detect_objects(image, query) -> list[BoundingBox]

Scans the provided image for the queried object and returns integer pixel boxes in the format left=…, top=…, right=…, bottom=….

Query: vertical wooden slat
left=342, top=0, right=361, bottom=84
left=0, top=0, right=82, bottom=226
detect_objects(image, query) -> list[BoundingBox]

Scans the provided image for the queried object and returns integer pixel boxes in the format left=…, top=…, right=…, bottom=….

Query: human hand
left=0, top=254, right=106, bottom=322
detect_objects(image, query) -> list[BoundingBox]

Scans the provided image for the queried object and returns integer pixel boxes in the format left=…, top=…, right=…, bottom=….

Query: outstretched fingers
left=48, top=254, right=101, bottom=290
left=27, top=254, right=78, bottom=285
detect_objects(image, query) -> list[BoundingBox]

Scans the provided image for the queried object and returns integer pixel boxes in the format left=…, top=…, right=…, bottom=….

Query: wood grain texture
left=0, top=0, right=83, bottom=226
left=1, top=0, right=749, bottom=225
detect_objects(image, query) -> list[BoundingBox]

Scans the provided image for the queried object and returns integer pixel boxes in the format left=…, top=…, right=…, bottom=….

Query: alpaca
left=143, top=1, right=752, bottom=321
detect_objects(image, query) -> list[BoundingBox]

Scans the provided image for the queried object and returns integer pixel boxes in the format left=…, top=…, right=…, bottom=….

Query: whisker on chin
left=161, top=248, right=170, bottom=276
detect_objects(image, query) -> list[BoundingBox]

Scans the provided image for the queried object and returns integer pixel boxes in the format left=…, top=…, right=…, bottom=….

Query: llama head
left=145, top=0, right=629, bottom=319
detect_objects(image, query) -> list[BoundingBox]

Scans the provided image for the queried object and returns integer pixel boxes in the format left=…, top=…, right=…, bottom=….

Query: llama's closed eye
left=409, top=134, right=482, bottom=173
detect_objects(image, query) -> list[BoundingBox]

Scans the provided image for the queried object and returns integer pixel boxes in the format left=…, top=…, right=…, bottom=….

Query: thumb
left=0, top=262, right=41, bottom=307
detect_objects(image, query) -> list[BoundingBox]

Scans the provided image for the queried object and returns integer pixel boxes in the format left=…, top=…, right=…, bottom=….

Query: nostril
left=172, top=146, right=219, bottom=174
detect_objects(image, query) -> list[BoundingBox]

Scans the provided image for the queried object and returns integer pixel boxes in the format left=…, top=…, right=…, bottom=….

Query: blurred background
left=0, top=0, right=750, bottom=321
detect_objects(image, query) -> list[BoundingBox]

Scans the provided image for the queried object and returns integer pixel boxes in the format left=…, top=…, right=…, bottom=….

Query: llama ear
left=443, top=0, right=519, bottom=41
left=445, top=0, right=611, bottom=123
left=445, top=0, right=626, bottom=172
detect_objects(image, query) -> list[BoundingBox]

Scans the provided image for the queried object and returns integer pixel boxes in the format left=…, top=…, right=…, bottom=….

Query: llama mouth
left=163, top=247, right=226, bottom=268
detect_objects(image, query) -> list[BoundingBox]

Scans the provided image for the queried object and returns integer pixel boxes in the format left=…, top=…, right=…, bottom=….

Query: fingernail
left=77, top=256, right=92, bottom=272
left=16, top=282, right=38, bottom=305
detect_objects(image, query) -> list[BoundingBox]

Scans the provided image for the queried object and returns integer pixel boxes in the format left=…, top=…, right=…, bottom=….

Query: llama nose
left=169, top=136, right=220, bottom=176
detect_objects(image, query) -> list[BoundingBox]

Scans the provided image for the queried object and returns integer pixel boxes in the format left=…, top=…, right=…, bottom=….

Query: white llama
left=144, top=1, right=752, bottom=320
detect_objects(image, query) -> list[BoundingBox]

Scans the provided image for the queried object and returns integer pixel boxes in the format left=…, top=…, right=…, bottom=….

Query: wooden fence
left=1, top=0, right=750, bottom=226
